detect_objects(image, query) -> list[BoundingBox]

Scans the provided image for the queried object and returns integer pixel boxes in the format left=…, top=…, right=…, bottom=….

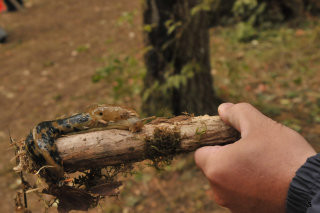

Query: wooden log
left=56, top=115, right=240, bottom=172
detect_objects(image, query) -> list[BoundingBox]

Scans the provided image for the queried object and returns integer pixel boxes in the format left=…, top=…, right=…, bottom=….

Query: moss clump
left=144, top=127, right=181, bottom=169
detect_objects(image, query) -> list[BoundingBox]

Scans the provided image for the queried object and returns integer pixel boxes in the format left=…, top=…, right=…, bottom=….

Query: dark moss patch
left=144, top=127, right=181, bottom=169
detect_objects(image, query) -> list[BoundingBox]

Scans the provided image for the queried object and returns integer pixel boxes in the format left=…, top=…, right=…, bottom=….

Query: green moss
left=144, top=127, right=181, bottom=169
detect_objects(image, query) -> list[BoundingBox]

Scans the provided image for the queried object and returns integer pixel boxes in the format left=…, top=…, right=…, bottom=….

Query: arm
left=194, top=103, right=316, bottom=213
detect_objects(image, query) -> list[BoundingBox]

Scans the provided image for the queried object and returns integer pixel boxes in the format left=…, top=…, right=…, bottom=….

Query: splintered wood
left=56, top=115, right=240, bottom=172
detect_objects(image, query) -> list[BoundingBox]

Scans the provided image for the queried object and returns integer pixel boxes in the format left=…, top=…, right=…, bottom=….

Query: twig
left=9, top=128, right=28, bottom=208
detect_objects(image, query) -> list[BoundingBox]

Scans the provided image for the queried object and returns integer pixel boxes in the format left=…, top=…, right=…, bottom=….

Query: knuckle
left=205, top=166, right=224, bottom=185
left=209, top=188, right=231, bottom=207
left=235, top=102, right=253, bottom=111
left=230, top=103, right=255, bottom=115
left=267, top=119, right=289, bottom=133
left=271, top=120, right=284, bottom=129
left=214, top=195, right=230, bottom=207
left=204, top=167, right=233, bottom=208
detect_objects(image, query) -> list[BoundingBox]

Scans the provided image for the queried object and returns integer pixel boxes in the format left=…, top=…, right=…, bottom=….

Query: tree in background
left=208, top=0, right=320, bottom=27
left=142, top=0, right=220, bottom=116
left=3, top=0, right=23, bottom=12
left=205, top=0, right=320, bottom=42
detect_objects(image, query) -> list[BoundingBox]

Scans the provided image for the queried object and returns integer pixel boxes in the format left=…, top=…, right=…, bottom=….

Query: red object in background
left=0, top=0, right=7, bottom=12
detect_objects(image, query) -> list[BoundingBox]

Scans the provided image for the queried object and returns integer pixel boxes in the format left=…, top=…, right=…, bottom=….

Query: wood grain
left=56, top=115, right=240, bottom=172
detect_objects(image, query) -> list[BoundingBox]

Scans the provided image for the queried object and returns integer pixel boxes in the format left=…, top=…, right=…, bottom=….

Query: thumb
left=218, top=103, right=269, bottom=137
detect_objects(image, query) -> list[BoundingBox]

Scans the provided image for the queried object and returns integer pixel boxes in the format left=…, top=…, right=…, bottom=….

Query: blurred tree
left=142, top=0, right=220, bottom=116
left=305, top=0, right=320, bottom=14
left=4, top=0, right=23, bottom=12
left=208, top=0, right=320, bottom=27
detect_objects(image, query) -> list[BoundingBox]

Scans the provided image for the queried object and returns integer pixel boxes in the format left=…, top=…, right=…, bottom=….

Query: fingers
left=196, top=102, right=274, bottom=177
left=218, top=103, right=269, bottom=137
left=194, top=145, right=235, bottom=180
left=194, top=146, right=224, bottom=171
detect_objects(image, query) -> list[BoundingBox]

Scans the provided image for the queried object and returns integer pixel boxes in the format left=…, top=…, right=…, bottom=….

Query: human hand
left=194, top=103, right=316, bottom=213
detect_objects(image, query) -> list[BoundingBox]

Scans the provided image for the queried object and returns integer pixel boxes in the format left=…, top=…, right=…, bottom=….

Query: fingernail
left=218, top=103, right=234, bottom=113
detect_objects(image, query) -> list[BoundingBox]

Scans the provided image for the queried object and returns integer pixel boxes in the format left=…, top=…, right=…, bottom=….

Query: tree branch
left=56, top=115, right=240, bottom=172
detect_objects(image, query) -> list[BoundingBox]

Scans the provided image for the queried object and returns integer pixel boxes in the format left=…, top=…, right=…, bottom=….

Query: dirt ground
left=0, top=0, right=228, bottom=212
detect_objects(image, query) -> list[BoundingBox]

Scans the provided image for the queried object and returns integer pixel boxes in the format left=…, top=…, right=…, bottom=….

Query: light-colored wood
left=56, top=115, right=240, bottom=172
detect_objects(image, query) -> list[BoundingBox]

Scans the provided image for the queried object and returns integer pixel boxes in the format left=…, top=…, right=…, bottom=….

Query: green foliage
left=235, top=22, right=257, bottom=42
left=195, top=123, right=208, bottom=141
left=232, top=0, right=266, bottom=42
left=43, top=60, right=55, bottom=67
left=117, top=10, right=137, bottom=27
left=191, top=0, right=213, bottom=16
left=233, top=0, right=266, bottom=24
left=211, top=19, right=320, bottom=143
left=164, top=20, right=182, bottom=35
left=143, top=24, right=153, bottom=33
left=164, top=63, right=197, bottom=90
left=207, top=0, right=320, bottom=33
left=142, top=62, right=200, bottom=102
left=76, top=44, right=90, bottom=53
left=92, top=56, right=145, bottom=102
left=232, top=0, right=258, bottom=17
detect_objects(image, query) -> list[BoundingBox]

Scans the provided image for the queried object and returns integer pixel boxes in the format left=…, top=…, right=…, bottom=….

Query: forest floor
left=0, top=0, right=319, bottom=212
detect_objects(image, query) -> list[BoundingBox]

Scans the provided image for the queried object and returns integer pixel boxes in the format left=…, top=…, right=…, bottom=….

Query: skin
left=194, top=103, right=316, bottom=213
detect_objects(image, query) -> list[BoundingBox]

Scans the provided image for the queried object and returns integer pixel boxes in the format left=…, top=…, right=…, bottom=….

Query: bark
left=55, top=115, right=240, bottom=172
left=142, top=0, right=220, bottom=117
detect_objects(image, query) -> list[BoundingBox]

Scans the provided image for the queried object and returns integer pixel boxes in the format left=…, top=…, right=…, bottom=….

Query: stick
left=55, top=115, right=240, bottom=172
left=9, top=129, right=28, bottom=208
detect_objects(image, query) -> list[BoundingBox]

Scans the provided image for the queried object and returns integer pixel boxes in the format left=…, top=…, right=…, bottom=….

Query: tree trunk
left=142, top=0, right=220, bottom=117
